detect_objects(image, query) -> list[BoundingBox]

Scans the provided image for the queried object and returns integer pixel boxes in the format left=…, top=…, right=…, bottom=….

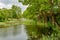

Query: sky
left=0, top=0, right=28, bottom=12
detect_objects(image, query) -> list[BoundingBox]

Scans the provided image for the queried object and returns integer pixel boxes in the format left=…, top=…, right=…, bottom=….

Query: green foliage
left=19, top=0, right=58, bottom=21
left=0, top=5, right=21, bottom=22
left=18, top=0, right=59, bottom=40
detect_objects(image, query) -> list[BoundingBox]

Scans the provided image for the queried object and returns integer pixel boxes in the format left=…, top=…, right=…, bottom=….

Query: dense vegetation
left=18, top=0, right=60, bottom=40
left=0, top=0, right=60, bottom=40
left=0, top=5, right=21, bottom=22
left=19, top=0, right=59, bottom=25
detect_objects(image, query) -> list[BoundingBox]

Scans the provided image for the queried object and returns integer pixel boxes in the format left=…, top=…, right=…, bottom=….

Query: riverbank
left=0, top=19, right=21, bottom=28
left=0, top=18, right=47, bottom=27
left=21, top=19, right=47, bottom=26
left=0, top=18, right=57, bottom=28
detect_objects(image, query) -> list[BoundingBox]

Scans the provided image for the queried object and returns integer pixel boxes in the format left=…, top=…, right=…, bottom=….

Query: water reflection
left=0, top=25, right=28, bottom=40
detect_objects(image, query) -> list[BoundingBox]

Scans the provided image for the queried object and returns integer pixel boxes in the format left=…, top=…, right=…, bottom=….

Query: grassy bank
left=0, top=19, right=21, bottom=28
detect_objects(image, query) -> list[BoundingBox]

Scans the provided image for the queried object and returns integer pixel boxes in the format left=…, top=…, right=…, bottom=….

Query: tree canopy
left=0, top=5, right=21, bottom=22
left=18, top=0, right=59, bottom=26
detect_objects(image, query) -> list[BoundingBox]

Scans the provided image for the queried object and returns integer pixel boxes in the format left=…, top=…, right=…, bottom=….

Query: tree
left=0, top=5, right=21, bottom=22
left=11, top=5, right=21, bottom=18
left=18, top=0, right=59, bottom=26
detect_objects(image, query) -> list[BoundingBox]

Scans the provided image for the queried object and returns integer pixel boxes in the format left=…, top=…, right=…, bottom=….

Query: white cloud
left=0, top=0, right=28, bottom=12
left=0, top=2, right=12, bottom=9
left=0, top=3, right=5, bottom=8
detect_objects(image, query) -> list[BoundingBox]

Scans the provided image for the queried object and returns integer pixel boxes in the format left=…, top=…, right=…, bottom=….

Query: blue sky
left=0, top=0, right=28, bottom=12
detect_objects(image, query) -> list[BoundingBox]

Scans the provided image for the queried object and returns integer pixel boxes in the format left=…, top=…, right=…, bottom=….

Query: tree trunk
left=49, top=0, right=55, bottom=26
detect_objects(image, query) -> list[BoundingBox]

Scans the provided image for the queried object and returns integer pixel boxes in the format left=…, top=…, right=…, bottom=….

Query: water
left=0, top=25, right=28, bottom=40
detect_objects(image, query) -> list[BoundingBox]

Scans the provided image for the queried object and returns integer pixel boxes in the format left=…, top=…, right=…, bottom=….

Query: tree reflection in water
left=0, top=25, right=28, bottom=40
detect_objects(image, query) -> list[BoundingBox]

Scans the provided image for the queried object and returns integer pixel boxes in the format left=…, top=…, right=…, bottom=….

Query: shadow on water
left=26, top=25, right=59, bottom=40
left=0, top=23, right=59, bottom=40
left=0, top=25, right=28, bottom=40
